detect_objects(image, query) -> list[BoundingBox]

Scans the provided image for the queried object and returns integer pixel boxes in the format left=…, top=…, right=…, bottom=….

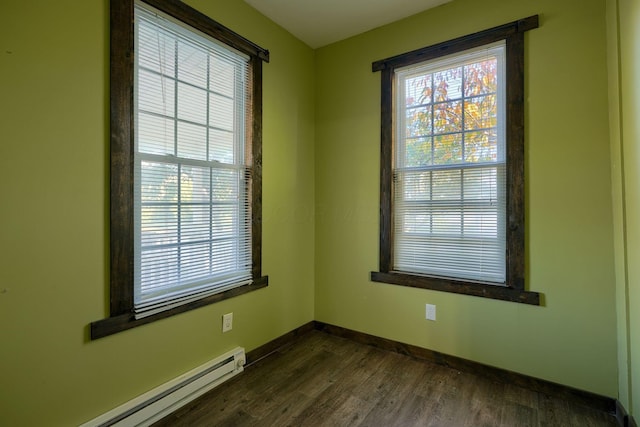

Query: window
left=371, top=17, right=540, bottom=304
left=92, top=0, right=269, bottom=339
left=395, top=42, right=506, bottom=283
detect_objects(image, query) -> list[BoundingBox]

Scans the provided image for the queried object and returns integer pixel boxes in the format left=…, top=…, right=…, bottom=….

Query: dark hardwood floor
left=153, top=330, right=617, bottom=426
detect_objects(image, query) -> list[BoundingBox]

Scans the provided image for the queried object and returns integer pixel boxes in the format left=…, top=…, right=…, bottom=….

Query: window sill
left=90, top=276, right=269, bottom=340
left=370, top=271, right=540, bottom=305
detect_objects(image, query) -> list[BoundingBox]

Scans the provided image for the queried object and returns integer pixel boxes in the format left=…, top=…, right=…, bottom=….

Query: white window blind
left=133, top=2, right=252, bottom=317
left=394, top=42, right=506, bottom=284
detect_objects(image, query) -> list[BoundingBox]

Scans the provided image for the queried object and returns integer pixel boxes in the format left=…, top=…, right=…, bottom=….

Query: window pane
left=432, top=169, right=461, bottom=199
left=405, top=137, right=432, bottom=167
left=138, top=70, right=175, bottom=117
left=140, top=162, right=179, bottom=247
left=210, top=57, right=235, bottom=98
left=180, top=166, right=210, bottom=243
left=141, top=205, right=178, bottom=246
left=406, top=106, right=432, bottom=138
left=179, top=243, right=211, bottom=282
left=209, top=129, right=234, bottom=163
left=176, top=122, right=207, bottom=160
left=434, top=67, right=462, bottom=101
left=177, top=41, right=208, bottom=88
left=433, top=134, right=462, bottom=164
left=405, top=74, right=432, bottom=107
left=138, top=24, right=175, bottom=77
left=210, top=93, right=235, bottom=131
left=432, top=210, right=461, bottom=235
left=211, top=239, right=236, bottom=274
left=138, top=112, right=175, bottom=155
left=177, top=82, right=207, bottom=124
left=212, top=205, right=237, bottom=239
left=464, top=95, right=497, bottom=131
left=141, top=247, right=178, bottom=289
left=184, top=166, right=210, bottom=203
left=463, top=210, right=498, bottom=237
left=141, top=161, right=178, bottom=202
left=463, top=167, right=498, bottom=200
left=463, top=59, right=497, bottom=97
left=180, top=205, right=209, bottom=243
left=401, top=170, right=431, bottom=200
left=433, top=101, right=462, bottom=134
left=464, top=130, right=497, bottom=163
left=402, top=211, right=431, bottom=234
left=212, top=168, right=239, bottom=201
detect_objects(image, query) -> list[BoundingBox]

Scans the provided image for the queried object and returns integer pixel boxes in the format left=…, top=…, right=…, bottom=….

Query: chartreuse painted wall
left=609, top=0, right=640, bottom=417
left=314, top=0, right=618, bottom=399
left=0, top=0, right=315, bottom=425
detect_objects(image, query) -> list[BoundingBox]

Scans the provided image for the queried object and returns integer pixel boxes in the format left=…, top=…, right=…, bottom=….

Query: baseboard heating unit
left=80, top=347, right=246, bottom=427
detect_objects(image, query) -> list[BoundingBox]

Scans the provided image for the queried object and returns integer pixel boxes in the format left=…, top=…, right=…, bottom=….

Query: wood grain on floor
left=153, top=331, right=616, bottom=427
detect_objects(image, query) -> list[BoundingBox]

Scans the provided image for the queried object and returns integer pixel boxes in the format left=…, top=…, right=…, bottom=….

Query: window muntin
left=394, top=43, right=506, bottom=284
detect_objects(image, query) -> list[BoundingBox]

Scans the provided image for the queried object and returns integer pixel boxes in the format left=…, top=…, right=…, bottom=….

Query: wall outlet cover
left=222, top=312, right=233, bottom=332
left=426, top=304, right=436, bottom=321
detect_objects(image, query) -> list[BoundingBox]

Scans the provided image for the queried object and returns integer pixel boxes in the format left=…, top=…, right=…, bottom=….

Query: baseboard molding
left=247, top=320, right=631, bottom=422
left=617, top=400, right=626, bottom=426
left=245, top=321, right=315, bottom=366
left=616, top=399, right=638, bottom=427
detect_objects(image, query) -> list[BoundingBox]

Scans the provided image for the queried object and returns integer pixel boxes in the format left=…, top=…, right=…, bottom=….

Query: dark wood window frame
left=370, top=16, right=541, bottom=305
left=91, top=0, right=269, bottom=340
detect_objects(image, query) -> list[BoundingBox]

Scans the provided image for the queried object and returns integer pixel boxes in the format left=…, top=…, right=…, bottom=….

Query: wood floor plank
left=243, top=350, right=335, bottom=419
left=503, top=382, right=540, bottom=408
left=152, top=331, right=617, bottom=427
left=392, top=393, right=441, bottom=427
left=499, top=401, right=538, bottom=427
left=466, top=376, right=504, bottom=426
left=288, top=347, right=392, bottom=425
left=538, top=394, right=616, bottom=427
left=359, top=357, right=432, bottom=426
left=254, top=391, right=314, bottom=427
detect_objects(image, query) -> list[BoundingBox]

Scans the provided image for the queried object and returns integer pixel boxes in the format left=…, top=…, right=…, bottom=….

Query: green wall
left=609, top=0, right=640, bottom=416
left=315, top=0, right=618, bottom=397
left=0, top=0, right=315, bottom=425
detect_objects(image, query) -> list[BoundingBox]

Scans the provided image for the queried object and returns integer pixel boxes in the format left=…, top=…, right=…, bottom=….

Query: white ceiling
left=244, top=0, right=452, bottom=48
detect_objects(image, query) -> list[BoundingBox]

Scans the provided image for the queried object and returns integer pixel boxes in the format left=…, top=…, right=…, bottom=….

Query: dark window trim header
left=142, top=0, right=270, bottom=62
left=372, top=15, right=537, bottom=72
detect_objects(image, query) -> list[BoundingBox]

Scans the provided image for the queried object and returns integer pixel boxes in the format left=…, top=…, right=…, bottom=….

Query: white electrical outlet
left=425, top=304, right=436, bottom=321
left=222, top=312, right=233, bottom=332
